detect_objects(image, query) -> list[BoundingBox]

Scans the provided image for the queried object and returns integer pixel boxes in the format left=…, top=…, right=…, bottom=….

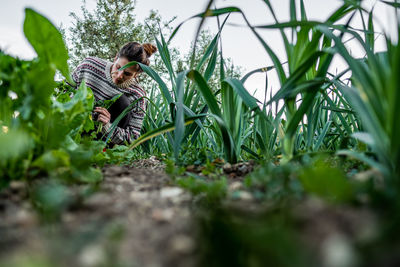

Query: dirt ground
left=0, top=158, right=393, bottom=267
left=0, top=159, right=198, bottom=267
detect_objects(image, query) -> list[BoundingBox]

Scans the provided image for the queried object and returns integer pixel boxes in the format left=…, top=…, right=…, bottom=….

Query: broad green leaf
left=32, top=149, right=71, bottom=171
left=0, top=130, right=32, bottom=160
left=23, top=8, right=71, bottom=83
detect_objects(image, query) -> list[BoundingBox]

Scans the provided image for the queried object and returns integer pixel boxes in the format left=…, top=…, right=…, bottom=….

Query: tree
left=66, top=0, right=177, bottom=70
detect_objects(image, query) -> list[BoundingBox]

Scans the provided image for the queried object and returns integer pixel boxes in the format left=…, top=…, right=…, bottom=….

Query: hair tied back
left=142, top=43, right=157, bottom=57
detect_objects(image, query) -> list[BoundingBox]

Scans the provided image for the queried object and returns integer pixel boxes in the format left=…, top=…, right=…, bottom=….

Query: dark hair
left=117, top=42, right=157, bottom=71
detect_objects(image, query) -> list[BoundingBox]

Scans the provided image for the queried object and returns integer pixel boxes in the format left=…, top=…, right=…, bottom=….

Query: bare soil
left=0, top=159, right=392, bottom=267
left=0, top=159, right=197, bottom=267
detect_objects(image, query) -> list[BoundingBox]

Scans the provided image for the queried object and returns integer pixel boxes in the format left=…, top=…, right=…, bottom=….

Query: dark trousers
left=108, top=94, right=131, bottom=128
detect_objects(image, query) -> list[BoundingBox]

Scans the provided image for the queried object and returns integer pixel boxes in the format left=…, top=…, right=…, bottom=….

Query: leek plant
left=121, top=15, right=264, bottom=163
left=318, top=2, right=400, bottom=188
left=162, top=1, right=361, bottom=163
left=112, top=0, right=398, bottom=175
left=254, top=0, right=360, bottom=161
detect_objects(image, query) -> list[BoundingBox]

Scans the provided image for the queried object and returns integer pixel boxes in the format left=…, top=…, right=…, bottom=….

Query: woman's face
left=111, top=57, right=139, bottom=85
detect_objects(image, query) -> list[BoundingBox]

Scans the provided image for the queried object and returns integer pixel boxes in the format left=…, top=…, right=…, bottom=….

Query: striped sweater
left=72, top=57, right=147, bottom=145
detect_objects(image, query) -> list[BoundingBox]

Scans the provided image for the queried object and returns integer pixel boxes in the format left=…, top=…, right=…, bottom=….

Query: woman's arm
left=102, top=97, right=147, bottom=145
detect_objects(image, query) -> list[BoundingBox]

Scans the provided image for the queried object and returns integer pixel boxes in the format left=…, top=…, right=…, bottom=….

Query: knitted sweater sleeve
left=71, top=59, right=87, bottom=86
left=102, top=92, right=147, bottom=145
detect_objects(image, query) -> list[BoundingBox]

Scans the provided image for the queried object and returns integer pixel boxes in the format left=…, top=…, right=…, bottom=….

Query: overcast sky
left=0, top=0, right=396, bottom=100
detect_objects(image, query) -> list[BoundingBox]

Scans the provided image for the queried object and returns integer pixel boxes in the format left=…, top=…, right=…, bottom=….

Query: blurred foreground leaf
left=0, top=130, right=32, bottom=160
left=299, top=160, right=353, bottom=203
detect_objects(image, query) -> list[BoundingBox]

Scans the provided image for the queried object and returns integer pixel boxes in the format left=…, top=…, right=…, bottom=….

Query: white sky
left=0, top=0, right=397, bottom=101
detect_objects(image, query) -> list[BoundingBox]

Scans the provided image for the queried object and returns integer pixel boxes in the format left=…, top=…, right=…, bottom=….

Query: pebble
left=353, top=169, right=383, bottom=182
left=186, top=165, right=196, bottom=172
left=228, top=181, right=243, bottom=192
left=79, top=244, right=105, bottom=267
left=233, top=191, right=253, bottom=201
left=223, top=163, right=232, bottom=173
left=12, top=209, right=36, bottom=226
left=160, top=187, right=184, bottom=199
left=151, top=208, right=174, bottom=222
left=85, top=193, right=114, bottom=207
left=9, top=181, right=25, bottom=192
left=117, top=176, right=135, bottom=185
left=321, top=233, right=358, bottom=267
left=130, top=191, right=149, bottom=201
left=238, top=164, right=250, bottom=175
left=170, top=234, right=195, bottom=254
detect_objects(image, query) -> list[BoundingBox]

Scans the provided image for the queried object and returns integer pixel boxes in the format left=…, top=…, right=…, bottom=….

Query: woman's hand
left=94, top=107, right=111, bottom=125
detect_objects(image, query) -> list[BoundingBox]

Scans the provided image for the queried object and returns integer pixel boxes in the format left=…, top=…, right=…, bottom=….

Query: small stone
left=118, top=176, right=134, bottom=185
left=223, top=163, right=232, bottom=173
left=237, top=191, right=253, bottom=201
left=170, top=234, right=195, bottom=254
left=9, top=181, right=25, bottom=192
left=115, top=185, right=124, bottom=193
left=151, top=208, right=174, bottom=222
left=186, top=165, right=196, bottom=172
left=62, top=212, right=75, bottom=223
left=160, top=187, right=184, bottom=199
left=322, top=234, right=358, bottom=267
left=13, top=209, right=36, bottom=226
left=79, top=244, right=105, bottom=267
left=237, top=164, right=251, bottom=175
left=353, top=169, right=382, bottom=182
left=228, top=181, right=243, bottom=192
left=130, top=191, right=148, bottom=201
left=85, top=193, right=113, bottom=207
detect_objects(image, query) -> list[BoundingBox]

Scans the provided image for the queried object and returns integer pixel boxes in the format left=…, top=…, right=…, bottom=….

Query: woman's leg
left=107, top=94, right=132, bottom=128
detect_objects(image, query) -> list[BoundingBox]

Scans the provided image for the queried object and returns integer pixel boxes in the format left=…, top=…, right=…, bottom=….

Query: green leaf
left=299, top=160, right=353, bottom=204
left=187, top=70, right=237, bottom=162
left=381, top=1, right=400, bottom=8
left=174, top=71, right=188, bottom=160
left=119, top=61, right=173, bottom=105
left=128, top=115, right=206, bottom=150
left=32, top=150, right=71, bottom=171
left=241, top=66, right=275, bottom=84
left=0, top=130, right=32, bottom=160
left=313, top=121, right=332, bottom=150
left=23, top=8, right=71, bottom=83
left=352, top=132, right=375, bottom=147
left=337, top=149, right=387, bottom=176
left=187, top=70, right=222, bottom=117
left=222, top=78, right=259, bottom=111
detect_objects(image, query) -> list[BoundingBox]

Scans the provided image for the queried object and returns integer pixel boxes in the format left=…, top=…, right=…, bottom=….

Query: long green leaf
left=128, top=115, right=206, bottom=150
